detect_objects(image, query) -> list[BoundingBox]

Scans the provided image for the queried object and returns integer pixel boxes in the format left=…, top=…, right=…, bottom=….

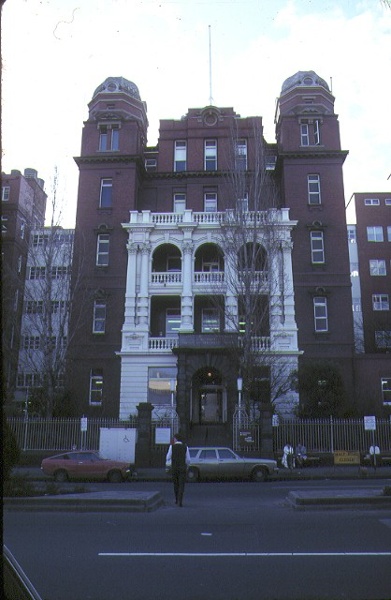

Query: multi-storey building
left=68, top=71, right=356, bottom=436
left=348, top=193, right=391, bottom=411
left=16, top=227, right=74, bottom=415
left=1, top=169, right=47, bottom=409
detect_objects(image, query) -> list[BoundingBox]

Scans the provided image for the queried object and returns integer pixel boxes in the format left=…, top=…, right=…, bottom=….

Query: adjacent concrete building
left=1, top=169, right=47, bottom=408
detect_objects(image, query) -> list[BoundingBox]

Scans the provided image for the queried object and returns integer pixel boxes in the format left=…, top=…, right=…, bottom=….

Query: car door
left=75, top=452, right=105, bottom=479
left=198, top=448, right=219, bottom=478
left=217, top=448, right=244, bottom=479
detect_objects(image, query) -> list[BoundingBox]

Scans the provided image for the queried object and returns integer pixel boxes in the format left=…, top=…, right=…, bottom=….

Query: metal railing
left=7, top=417, right=137, bottom=452
left=7, top=416, right=391, bottom=457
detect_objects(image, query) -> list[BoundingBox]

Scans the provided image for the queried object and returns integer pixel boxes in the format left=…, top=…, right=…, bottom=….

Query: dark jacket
left=171, top=442, right=188, bottom=472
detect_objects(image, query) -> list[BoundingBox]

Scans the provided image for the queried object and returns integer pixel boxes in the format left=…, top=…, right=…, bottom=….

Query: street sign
left=364, top=416, right=376, bottom=431
left=80, top=417, right=88, bottom=432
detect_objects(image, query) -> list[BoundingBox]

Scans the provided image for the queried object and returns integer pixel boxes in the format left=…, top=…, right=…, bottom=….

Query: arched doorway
left=190, top=367, right=226, bottom=425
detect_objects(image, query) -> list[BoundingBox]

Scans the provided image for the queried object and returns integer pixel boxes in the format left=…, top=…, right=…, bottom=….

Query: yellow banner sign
left=334, top=451, right=361, bottom=465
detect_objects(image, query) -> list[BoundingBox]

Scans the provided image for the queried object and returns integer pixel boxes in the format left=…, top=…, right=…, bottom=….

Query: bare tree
left=18, top=169, right=84, bottom=416
left=213, top=121, right=298, bottom=415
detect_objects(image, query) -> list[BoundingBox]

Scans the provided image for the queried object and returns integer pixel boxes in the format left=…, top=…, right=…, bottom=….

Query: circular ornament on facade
left=303, top=76, right=313, bottom=85
left=204, top=112, right=218, bottom=126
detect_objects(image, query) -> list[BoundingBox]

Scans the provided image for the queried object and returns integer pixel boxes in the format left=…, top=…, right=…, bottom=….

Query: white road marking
left=201, top=533, right=213, bottom=536
left=99, top=552, right=391, bottom=557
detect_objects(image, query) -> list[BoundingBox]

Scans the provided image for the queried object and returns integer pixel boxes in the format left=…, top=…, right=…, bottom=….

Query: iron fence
left=7, top=417, right=137, bottom=452
left=7, top=416, right=391, bottom=457
left=273, top=417, right=391, bottom=454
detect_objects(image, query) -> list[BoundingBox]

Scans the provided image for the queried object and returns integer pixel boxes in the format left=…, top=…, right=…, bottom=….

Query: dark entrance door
left=199, top=386, right=223, bottom=423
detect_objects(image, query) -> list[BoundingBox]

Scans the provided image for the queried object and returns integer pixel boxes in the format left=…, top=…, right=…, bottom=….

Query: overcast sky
left=2, top=0, right=390, bottom=227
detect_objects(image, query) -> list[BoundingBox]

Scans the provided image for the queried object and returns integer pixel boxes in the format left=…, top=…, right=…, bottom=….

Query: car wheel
left=251, top=467, right=267, bottom=482
left=187, top=467, right=199, bottom=482
left=54, top=469, right=68, bottom=483
left=108, top=470, right=123, bottom=483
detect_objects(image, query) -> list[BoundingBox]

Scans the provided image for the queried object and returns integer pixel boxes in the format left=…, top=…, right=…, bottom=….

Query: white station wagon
left=187, top=447, right=278, bottom=482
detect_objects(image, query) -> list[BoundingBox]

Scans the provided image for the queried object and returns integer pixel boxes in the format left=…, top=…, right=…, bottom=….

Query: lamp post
left=170, top=379, right=176, bottom=437
left=237, top=377, right=243, bottom=409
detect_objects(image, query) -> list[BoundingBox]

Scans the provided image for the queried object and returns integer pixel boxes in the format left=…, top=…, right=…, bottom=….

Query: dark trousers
left=172, top=469, right=186, bottom=505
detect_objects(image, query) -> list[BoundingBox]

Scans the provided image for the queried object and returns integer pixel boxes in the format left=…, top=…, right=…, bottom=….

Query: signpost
left=80, top=416, right=88, bottom=450
left=364, top=416, right=378, bottom=470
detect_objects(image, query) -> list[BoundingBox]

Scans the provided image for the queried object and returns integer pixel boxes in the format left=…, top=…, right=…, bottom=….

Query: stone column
left=138, top=242, right=151, bottom=329
left=180, top=241, right=194, bottom=332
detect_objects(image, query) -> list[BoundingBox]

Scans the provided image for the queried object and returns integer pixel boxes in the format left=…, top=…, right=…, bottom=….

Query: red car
left=41, top=451, right=133, bottom=483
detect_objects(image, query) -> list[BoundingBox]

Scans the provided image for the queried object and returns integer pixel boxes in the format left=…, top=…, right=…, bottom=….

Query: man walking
left=166, top=433, right=190, bottom=507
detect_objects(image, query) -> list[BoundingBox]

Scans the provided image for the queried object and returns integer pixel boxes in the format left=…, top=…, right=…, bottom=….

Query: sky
left=2, top=0, right=391, bottom=227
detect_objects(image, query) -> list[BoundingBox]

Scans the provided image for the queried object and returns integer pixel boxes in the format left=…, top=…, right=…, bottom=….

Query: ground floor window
left=148, top=366, right=177, bottom=406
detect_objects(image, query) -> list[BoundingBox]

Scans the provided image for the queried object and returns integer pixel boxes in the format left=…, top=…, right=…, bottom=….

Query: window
left=17, top=372, right=41, bottom=388
left=204, top=192, right=217, bottom=212
left=173, top=193, right=186, bottom=213
left=369, top=259, right=386, bottom=276
left=300, top=123, right=309, bottom=146
left=300, top=120, right=321, bottom=146
left=310, top=231, right=325, bottom=264
left=367, top=226, right=383, bottom=242
left=372, top=294, right=389, bottom=311
left=20, top=221, right=26, bottom=239
left=347, top=227, right=356, bottom=243
left=381, top=378, right=391, bottom=405
left=235, top=139, right=247, bottom=170
left=51, top=300, right=67, bottom=314
left=204, top=139, right=217, bottom=171
left=166, top=309, right=181, bottom=337
left=375, top=331, right=391, bottom=349
left=148, top=366, right=177, bottom=406
left=32, top=233, right=49, bottom=247
left=364, top=198, right=380, bottom=206
left=387, top=226, right=391, bottom=242
left=93, top=301, right=106, bottom=333
left=236, top=194, right=249, bottom=213
left=313, top=296, right=328, bottom=332
left=29, top=266, right=46, bottom=279
left=99, top=125, right=119, bottom=151
left=2, top=216, right=8, bottom=233
left=26, top=300, right=43, bottom=314
left=202, top=308, right=220, bottom=333
left=308, top=175, right=321, bottom=205
left=145, top=159, right=157, bottom=172
left=385, top=198, right=391, bottom=206
left=2, top=186, right=10, bottom=201
left=100, top=178, right=113, bottom=208
left=89, top=369, right=103, bottom=405
left=24, top=336, right=40, bottom=350
left=17, top=255, right=22, bottom=274
left=51, top=266, right=69, bottom=279
left=96, top=234, right=110, bottom=266
left=313, top=120, right=320, bottom=145
left=174, top=141, right=187, bottom=172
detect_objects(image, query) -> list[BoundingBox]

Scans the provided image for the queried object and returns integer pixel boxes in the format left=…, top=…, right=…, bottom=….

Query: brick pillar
left=260, top=402, right=274, bottom=459
left=135, top=403, right=153, bottom=467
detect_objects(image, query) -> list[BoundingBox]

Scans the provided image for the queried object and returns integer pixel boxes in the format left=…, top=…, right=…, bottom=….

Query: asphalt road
left=4, top=480, right=391, bottom=600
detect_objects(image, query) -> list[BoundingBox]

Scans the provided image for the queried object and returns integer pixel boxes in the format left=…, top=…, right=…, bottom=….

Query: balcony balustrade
left=149, top=337, right=178, bottom=352
left=151, top=272, right=182, bottom=285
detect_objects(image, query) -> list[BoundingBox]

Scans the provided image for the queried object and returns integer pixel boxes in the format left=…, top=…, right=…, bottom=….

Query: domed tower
left=69, top=77, right=148, bottom=416
left=275, top=71, right=355, bottom=408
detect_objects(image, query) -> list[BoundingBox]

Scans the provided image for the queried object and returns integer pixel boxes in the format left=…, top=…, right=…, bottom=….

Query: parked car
left=41, top=451, right=133, bottom=483
left=187, top=447, right=278, bottom=482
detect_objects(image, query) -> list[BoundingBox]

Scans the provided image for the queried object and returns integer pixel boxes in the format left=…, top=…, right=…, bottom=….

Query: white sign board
left=80, top=417, right=88, bottom=432
left=155, top=428, right=171, bottom=445
left=99, top=428, right=136, bottom=463
left=364, top=416, right=376, bottom=431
